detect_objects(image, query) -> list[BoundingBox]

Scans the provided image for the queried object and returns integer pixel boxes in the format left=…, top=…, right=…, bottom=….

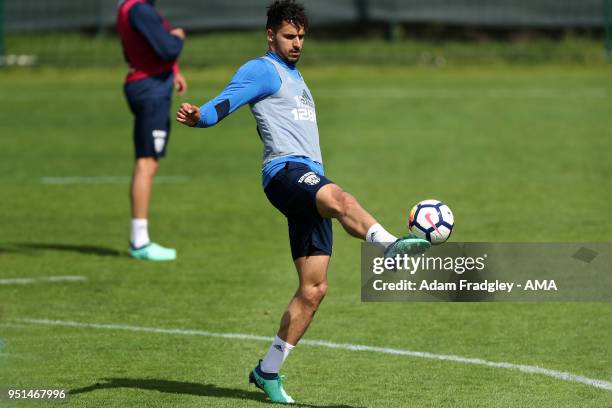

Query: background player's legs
left=128, top=155, right=175, bottom=259
left=131, top=157, right=159, bottom=221
left=130, top=157, right=158, bottom=248
left=260, top=254, right=329, bottom=374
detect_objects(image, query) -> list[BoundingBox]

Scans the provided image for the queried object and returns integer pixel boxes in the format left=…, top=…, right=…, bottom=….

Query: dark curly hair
left=266, top=0, right=309, bottom=31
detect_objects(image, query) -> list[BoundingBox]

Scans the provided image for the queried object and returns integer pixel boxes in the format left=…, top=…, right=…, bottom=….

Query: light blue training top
left=195, top=51, right=323, bottom=188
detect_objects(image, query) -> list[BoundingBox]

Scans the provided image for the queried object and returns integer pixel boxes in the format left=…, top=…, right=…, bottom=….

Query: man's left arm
left=176, top=58, right=279, bottom=127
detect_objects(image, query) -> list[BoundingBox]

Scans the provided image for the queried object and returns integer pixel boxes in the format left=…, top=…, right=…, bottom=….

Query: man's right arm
left=129, top=3, right=183, bottom=61
left=176, top=58, right=281, bottom=128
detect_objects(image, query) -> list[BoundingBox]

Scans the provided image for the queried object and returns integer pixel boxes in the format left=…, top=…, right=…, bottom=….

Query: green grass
left=0, top=64, right=611, bottom=407
left=4, top=31, right=609, bottom=67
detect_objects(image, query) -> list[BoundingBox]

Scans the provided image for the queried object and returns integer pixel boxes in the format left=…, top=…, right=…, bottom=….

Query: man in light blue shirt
left=177, top=0, right=430, bottom=403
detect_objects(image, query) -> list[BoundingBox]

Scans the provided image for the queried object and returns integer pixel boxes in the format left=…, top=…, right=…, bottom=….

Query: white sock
left=131, top=218, right=150, bottom=248
left=366, top=223, right=397, bottom=250
left=260, top=335, right=295, bottom=374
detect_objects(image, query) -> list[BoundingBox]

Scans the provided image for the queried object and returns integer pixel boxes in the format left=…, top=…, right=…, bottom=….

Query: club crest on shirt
left=298, top=171, right=320, bottom=185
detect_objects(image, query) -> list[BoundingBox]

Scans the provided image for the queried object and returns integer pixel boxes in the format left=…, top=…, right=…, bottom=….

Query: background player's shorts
left=264, top=162, right=334, bottom=260
left=124, top=72, right=173, bottom=159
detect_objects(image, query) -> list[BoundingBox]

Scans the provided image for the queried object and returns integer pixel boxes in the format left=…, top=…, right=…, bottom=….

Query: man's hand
left=174, top=73, right=187, bottom=95
left=170, top=28, right=186, bottom=40
left=176, top=103, right=201, bottom=127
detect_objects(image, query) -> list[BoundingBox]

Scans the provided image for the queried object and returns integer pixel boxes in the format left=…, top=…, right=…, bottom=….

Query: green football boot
left=384, top=235, right=431, bottom=259
left=129, top=242, right=176, bottom=261
left=249, top=362, right=295, bottom=404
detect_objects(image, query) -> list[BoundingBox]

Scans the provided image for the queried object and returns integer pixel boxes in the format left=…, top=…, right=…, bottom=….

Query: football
left=408, top=199, right=454, bottom=244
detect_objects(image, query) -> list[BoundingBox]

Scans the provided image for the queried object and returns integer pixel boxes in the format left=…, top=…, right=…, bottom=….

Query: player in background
left=176, top=0, right=429, bottom=403
left=117, top=0, right=187, bottom=261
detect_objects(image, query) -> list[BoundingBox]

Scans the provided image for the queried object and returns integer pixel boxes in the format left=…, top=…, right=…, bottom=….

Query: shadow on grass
left=70, top=378, right=366, bottom=408
left=0, top=243, right=125, bottom=257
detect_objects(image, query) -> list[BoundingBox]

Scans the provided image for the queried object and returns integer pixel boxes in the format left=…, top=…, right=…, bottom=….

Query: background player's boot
left=249, top=362, right=295, bottom=404
left=129, top=242, right=176, bottom=261
left=384, top=236, right=430, bottom=259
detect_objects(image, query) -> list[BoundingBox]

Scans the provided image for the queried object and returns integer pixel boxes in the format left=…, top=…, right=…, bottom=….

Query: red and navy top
left=117, top=0, right=183, bottom=83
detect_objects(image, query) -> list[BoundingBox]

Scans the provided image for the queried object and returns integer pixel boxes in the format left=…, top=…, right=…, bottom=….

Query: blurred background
left=1, top=0, right=612, bottom=67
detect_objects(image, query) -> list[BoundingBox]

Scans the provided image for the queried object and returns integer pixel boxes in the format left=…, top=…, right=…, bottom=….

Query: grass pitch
left=0, top=63, right=611, bottom=407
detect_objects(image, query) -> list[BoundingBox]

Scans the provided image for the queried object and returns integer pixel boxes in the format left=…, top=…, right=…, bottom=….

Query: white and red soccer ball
left=408, top=199, right=454, bottom=244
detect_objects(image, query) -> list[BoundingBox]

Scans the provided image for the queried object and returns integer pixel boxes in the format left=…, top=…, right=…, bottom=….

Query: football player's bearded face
left=268, top=21, right=305, bottom=64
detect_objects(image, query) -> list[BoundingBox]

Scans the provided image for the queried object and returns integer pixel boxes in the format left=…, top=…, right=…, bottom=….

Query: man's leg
left=131, top=157, right=158, bottom=219
left=315, top=183, right=430, bottom=256
left=251, top=254, right=329, bottom=404
left=128, top=156, right=176, bottom=260
left=280, top=254, right=329, bottom=344
left=270, top=254, right=329, bottom=358
left=130, top=157, right=160, bottom=251
left=128, top=157, right=175, bottom=261
left=315, top=183, right=376, bottom=239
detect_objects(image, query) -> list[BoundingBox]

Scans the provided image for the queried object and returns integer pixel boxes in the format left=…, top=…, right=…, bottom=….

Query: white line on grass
left=16, top=318, right=612, bottom=392
left=40, top=176, right=190, bottom=185
left=0, top=276, right=87, bottom=285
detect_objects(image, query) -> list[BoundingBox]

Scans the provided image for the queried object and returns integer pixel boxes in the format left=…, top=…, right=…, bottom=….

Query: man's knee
left=317, top=185, right=357, bottom=219
left=332, top=193, right=358, bottom=219
left=300, top=280, right=328, bottom=310
left=134, top=157, right=159, bottom=177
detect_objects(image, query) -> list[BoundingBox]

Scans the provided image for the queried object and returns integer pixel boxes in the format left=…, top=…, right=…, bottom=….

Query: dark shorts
left=264, top=162, right=334, bottom=260
left=124, top=73, right=173, bottom=159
